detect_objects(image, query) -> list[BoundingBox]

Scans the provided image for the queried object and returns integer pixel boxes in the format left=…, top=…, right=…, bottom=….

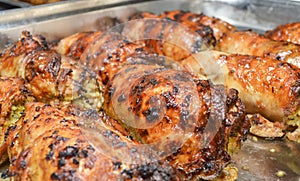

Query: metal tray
left=0, top=0, right=300, bottom=180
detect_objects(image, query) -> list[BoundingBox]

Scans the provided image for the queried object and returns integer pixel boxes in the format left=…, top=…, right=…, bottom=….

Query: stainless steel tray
left=0, top=0, right=300, bottom=180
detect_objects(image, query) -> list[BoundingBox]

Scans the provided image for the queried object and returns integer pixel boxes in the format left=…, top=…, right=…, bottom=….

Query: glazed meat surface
left=217, top=31, right=300, bottom=68
left=265, top=22, right=300, bottom=45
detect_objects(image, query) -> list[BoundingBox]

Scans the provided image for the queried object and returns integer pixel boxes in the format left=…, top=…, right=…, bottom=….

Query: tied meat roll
left=78, top=30, right=249, bottom=178
left=102, top=63, right=248, bottom=180
left=0, top=31, right=103, bottom=111
left=3, top=102, right=178, bottom=181
left=181, top=51, right=300, bottom=141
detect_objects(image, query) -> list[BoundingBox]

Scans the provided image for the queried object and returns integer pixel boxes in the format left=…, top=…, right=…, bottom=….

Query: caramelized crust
left=265, top=22, right=300, bottom=45
left=217, top=31, right=300, bottom=68
left=4, top=102, right=179, bottom=181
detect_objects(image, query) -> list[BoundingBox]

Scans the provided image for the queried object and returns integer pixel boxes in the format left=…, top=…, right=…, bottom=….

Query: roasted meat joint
left=0, top=7, right=300, bottom=181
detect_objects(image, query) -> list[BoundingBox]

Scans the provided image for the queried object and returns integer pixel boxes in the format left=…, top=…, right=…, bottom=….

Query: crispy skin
left=4, top=102, right=179, bottom=181
left=182, top=51, right=300, bottom=122
left=265, top=22, right=300, bottom=45
left=103, top=64, right=248, bottom=179
left=0, top=77, right=27, bottom=165
left=0, top=31, right=103, bottom=110
left=217, top=31, right=300, bottom=68
left=55, top=31, right=103, bottom=60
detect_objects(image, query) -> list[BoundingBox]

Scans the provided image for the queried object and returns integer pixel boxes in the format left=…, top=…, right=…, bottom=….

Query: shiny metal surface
left=0, top=0, right=299, bottom=180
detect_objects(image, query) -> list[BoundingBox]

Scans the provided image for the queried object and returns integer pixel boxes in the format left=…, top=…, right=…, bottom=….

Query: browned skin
left=0, top=31, right=103, bottom=110
left=103, top=64, right=248, bottom=179
left=183, top=51, right=300, bottom=122
left=217, top=31, right=300, bottom=68
left=3, top=102, right=178, bottom=181
left=265, top=22, right=300, bottom=45
left=55, top=31, right=103, bottom=60
left=0, top=77, right=28, bottom=165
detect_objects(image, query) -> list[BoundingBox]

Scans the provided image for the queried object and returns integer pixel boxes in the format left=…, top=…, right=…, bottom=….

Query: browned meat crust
left=265, top=22, right=300, bottom=45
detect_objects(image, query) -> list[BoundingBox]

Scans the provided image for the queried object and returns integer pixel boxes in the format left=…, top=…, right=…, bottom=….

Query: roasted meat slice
left=265, top=22, right=300, bottom=45
left=216, top=31, right=300, bottom=68
left=0, top=77, right=29, bottom=165
left=103, top=64, right=248, bottom=179
left=181, top=51, right=300, bottom=141
left=3, top=102, right=178, bottom=180
left=0, top=31, right=103, bottom=111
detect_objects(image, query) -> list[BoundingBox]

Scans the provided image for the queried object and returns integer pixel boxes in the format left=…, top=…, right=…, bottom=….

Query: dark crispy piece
left=0, top=77, right=28, bottom=165
left=0, top=31, right=103, bottom=110
left=217, top=31, right=300, bottom=68
left=4, top=102, right=179, bottom=181
left=265, top=22, right=300, bottom=45
left=103, top=64, right=248, bottom=179
left=55, top=31, right=103, bottom=60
